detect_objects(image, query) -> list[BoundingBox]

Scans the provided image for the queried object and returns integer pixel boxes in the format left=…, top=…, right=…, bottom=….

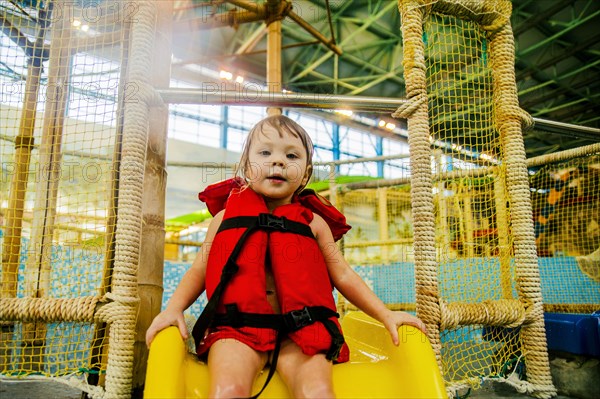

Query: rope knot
left=392, top=91, right=427, bottom=119
left=95, top=292, right=140, bottom=324
left=518, top=108, right=534, bottom=131
left=125, top=79, right=165, bottom=107
left=439, top=300, right=460, bottom=330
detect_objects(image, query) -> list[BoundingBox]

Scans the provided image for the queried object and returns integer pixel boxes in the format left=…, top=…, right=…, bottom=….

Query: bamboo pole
left=434, top=150, right=450, bottom=259
left=0, top=1, right=53, bottom=372
left=493, top=169, right=513, bottom=299
left=463, top=191, right=474, bottom=258
left=1, top=6, right=51, bottom=301
left=378, top=187, right=390, bottom=263
left=132, top=1, right=172, bottom=394
left=266, top=0, right=283, bottom=116
left=21, top=0, right=72, bottom=371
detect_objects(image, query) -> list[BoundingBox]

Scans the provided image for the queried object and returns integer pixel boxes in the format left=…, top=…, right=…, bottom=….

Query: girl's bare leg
left=207, top=339, right=268, bottom=398
left=276, top=339, right=335, bottom=399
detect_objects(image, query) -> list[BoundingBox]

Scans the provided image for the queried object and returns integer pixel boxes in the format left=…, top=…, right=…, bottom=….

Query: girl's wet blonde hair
left=236, top=115, right=314, bottom=193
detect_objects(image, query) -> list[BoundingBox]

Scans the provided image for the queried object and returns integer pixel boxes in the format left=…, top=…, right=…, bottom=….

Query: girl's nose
left=271, top=155, right=285, bottom=167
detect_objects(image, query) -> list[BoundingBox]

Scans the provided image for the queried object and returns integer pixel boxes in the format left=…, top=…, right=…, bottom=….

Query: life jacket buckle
left=286, top=307, right=313, bottom=330
left=258, top=213, right=287, bottom=231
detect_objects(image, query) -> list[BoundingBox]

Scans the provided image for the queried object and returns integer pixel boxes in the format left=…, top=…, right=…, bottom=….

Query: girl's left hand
left=382, top=311, right=428, bottom=345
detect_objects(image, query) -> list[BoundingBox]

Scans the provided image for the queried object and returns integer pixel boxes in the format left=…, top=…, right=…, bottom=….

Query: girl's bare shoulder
left=309, top=212, right=333, bottom=241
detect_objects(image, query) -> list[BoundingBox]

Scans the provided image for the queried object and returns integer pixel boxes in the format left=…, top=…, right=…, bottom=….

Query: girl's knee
left=210, top=377, right=253, bottom=398
left=294, top=380, right=335, bottom=399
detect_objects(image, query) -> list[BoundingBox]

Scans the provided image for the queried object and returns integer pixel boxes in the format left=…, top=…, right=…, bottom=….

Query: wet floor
left=0, top=377, right=578, bottom=399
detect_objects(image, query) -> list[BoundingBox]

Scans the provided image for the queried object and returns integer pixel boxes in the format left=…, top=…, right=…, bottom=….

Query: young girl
left=146, top=115, right=426, bottom=399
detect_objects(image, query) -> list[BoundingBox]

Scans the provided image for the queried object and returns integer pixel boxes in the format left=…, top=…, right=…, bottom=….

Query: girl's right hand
left=145, top=309, right=188, bottom=348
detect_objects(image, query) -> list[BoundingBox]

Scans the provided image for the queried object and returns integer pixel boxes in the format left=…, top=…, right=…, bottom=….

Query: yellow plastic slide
left=144, top=311, right=447, bottom=398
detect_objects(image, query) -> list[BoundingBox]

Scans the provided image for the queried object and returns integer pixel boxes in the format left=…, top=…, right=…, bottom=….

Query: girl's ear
left=301, top=165, right=313, bottom=186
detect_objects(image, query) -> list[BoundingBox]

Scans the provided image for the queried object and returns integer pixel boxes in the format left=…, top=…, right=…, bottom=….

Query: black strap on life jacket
left=217, top=213, right=315, bottom=238
left=191, top=212, right=345, bottom=399
left=211, top=304, right=344, bottom=399
left=212, top=304, right=343, bottom=361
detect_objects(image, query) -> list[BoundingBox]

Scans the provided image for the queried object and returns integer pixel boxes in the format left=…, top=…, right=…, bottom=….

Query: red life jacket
left=192, top=179, right=350, bottom=365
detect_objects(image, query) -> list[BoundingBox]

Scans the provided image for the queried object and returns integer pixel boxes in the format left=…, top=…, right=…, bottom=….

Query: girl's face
left=244, top=124, right=309, bottom=210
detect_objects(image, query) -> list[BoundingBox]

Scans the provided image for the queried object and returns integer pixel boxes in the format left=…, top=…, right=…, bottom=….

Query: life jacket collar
left=199, top=178, right=351, bottom=241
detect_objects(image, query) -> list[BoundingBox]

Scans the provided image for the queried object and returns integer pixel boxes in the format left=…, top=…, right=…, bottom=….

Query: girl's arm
left=145, top=210, right=224, bottom=347
left=311, top=214, right=426, bottom=345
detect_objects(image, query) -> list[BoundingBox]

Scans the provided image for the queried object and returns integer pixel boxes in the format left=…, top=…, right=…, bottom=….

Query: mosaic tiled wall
left=1, top=232, right=597, bottom=370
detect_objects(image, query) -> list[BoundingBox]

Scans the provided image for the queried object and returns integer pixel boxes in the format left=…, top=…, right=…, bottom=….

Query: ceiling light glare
left=219, top=70, right=233, bottom=80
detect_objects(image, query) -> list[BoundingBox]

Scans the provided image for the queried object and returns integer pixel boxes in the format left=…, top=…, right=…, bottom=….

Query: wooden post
left=132, top=1, right=173, bottom=394
left=21, top=0, right=72, bottom=371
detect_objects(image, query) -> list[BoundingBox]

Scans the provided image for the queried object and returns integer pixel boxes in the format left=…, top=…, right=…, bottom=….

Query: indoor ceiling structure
left=171, top=0, right=600, bottom=159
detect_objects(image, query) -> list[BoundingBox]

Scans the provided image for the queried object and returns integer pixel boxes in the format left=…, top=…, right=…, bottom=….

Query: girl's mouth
left=268, top=175, right=286, bottom=182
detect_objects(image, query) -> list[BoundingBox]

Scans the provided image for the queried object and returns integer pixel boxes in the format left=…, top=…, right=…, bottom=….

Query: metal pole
left=531, top=117, right=600, bottom=140
left=157, top=89, right=408, bottom=112
left=157, top=89, right=599, bottom=136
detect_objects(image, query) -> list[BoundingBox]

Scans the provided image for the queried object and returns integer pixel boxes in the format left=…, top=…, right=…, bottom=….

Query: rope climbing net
left=0, top=1, right=159, bottom=398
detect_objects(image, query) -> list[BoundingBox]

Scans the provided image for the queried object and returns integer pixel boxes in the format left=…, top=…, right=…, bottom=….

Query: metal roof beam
left=532, top=94, right=600, bottom=120
left=518, top=59, right=600, bottom=96
left=520, top=73, right=600, bottom=109
left=516, top=32, right=600, bottom=81
left=280, top=23, right=405, bottom=88
left=288, top=1, right=397, bottom=82
left=512, top=0, right=577, bottom=37
left=517, top=8, right=600, bottom=57
left=294, top=68, right=360, bottom=91
left=303, top=0, right=400, bottom=40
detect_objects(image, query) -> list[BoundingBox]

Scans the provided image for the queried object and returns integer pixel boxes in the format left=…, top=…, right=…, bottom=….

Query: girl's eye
left=259, top=150, right=270, bottom=156
left=287, top=153, right=298, bottom=159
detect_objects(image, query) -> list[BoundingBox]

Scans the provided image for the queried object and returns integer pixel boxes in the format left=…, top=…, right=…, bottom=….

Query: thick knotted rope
left=397, top=0, right=443, bottom=372
left=440, top=299, right=527, bottom=330
left=489, top=19, right=556, bottom=399
left=431, top=0, right=511, bottom=32
left=99, top=2, right=157, bottom=398
left=0, top=296, right=99, bottom=322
